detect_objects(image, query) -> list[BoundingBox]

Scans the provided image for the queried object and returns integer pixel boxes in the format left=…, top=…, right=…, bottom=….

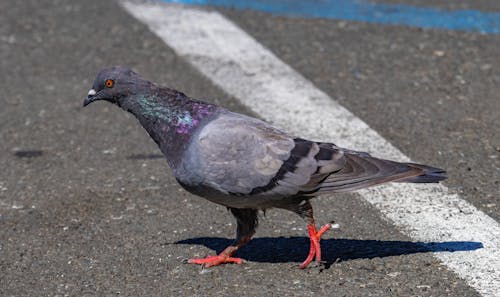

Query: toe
left=187, top=255, right=244, bottom=267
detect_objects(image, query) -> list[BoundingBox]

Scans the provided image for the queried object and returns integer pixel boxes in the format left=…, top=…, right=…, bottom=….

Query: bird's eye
left=105, top=79, right=114, bottom=88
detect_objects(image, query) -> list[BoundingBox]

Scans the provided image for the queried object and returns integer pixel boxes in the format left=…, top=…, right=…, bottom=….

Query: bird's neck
left=123, top=89, right=217, bottom=167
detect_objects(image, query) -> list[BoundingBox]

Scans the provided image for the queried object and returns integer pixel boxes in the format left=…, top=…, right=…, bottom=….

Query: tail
left=312, top=149, right=447, bottom=194
left=395, top=163, right=447, bottom=183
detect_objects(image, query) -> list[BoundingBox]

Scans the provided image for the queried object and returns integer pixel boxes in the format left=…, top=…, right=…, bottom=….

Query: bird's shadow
left=126, top=153, right=164, bottom=160
left=176, top=237, right=483, bottom=268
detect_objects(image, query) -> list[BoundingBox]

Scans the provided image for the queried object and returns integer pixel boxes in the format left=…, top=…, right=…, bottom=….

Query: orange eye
left=105, top=79, right=114, bottom=88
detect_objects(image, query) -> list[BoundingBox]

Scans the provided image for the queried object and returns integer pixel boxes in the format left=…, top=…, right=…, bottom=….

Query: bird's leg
left=187, top=208, right=258, bottom=268
left=293, top=200, right=333, bottom=269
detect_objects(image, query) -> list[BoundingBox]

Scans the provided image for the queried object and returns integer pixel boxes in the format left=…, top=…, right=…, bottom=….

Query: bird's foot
left=187, top=254, right=244, bottom=267
left=299, top=222, right=334, bottom=269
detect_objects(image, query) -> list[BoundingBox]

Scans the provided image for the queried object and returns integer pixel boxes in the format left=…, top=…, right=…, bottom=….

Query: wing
left=178, top=111, right=445, bottom=199
left=179, top=111, right=322, bottom=196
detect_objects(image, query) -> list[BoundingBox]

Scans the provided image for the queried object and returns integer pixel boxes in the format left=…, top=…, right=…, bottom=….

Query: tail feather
left=310, top=151, right=447, bottom=194
left=395, top=163, right=447, bottom=183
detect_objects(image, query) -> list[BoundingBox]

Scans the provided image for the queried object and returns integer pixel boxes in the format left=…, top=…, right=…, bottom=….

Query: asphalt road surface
left=1, top=0, right=498, bottom=296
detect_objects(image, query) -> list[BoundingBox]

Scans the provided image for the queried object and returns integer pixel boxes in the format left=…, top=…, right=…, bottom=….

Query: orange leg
left=287, top=199, right=334, bottom=269
left=187, top=236, right=251, bottom=267
left=299, top=222, right=332, bottom=269
left=187, top=208, right=257, bottom=268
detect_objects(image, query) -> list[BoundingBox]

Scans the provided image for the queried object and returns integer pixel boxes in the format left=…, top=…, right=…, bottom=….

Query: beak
left=83, top=89, right=97, bottom=107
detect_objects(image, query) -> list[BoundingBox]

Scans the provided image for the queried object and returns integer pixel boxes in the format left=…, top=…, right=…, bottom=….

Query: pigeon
left=83, top=66, right=447, bottom=268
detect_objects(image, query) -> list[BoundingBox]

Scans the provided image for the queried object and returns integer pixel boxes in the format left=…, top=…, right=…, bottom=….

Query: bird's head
left=83, top=66, right=150, bottom=107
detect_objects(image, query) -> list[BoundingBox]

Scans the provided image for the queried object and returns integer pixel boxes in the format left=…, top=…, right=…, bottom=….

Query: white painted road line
left=122, top=2, right=500, bottom=296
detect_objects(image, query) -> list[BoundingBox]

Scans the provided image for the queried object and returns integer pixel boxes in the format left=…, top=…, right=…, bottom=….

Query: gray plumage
left=84, top=66, right=446, bottom=268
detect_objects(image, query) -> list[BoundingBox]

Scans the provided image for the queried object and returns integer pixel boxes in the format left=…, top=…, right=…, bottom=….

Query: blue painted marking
left=164, top=0, right=500, bottom=34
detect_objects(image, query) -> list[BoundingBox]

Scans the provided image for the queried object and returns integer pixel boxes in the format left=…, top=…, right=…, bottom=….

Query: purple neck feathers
left=122, top=87, right=218, bottom=168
